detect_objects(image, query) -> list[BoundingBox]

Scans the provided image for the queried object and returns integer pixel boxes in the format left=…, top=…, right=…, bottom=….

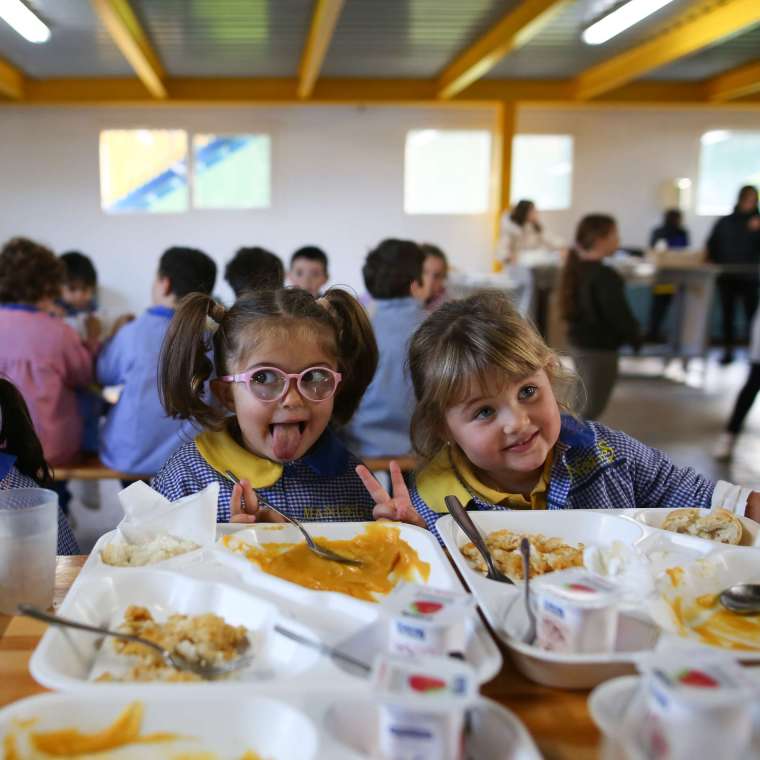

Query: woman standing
left=707, top=185, right=760, bottom=365
left=561, top=214, right=641, bottom=420
left=497, top=199, right=562, bottom=265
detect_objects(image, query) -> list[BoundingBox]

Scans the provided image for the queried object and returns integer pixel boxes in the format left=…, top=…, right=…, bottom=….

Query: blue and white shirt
left=97, top=306, right=198, bottom=475
left=0, top=453, right=80, bottom=555
left=410, top=416, right=715, bottom=538
left=152, top=426, right=375, bottom=523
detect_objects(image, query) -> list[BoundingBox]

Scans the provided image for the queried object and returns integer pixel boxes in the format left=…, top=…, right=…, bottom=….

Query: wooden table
left=0, top=557, right=600, bottom=759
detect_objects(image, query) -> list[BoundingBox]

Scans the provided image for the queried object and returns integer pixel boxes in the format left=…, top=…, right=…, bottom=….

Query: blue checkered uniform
left=0, top=466, right=80, bottom=555
left=152, top=430, right=375, bottom=523
left=411, top=416, right=715, bottom=540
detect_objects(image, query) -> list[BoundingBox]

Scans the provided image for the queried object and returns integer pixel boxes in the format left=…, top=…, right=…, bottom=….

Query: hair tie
left=206, top=302, right=226, bottom=334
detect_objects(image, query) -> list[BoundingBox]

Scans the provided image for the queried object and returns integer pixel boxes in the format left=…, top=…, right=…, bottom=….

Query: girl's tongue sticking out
left=270, top=421, right=305, bottom=461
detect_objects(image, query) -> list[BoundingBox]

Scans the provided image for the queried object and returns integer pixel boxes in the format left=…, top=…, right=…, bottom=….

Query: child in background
left=0, top=378, right=78, bottom=554
left=153, top=288, right=378, bottom=523
left=356, top=292, right=760, bottom=535
left=288, top=246, right=329, bottom=297
left=343, top=239, right=430, bottom=458
left=97, top=247, right=217, bottom=478
left=0, top=238, right=93, bottom=468
left=225, top=246, right=284, bottom=299
left=420, top=243, right=448, bottom=312
left=560, top=214, right=640, bottom=420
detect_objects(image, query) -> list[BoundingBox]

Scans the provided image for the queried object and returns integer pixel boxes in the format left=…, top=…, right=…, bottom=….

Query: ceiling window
left=99, top=129, right=188, bottom=214
left=697, top=130, right=760, bottom=216
left=510, top=134, right=573, bottom=211
left=404, top=129, right=492, bottom=215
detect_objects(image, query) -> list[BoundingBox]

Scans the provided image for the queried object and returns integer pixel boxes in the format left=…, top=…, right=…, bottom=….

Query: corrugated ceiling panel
left=0, top=0, right=133, bottom=77
left=486, top=0, right=705, bottom=79
left=132, top=0, right=312, bottom=77
left=322, top=0, right=520, bottom=78
left=647, top=23, right=760, bottom=80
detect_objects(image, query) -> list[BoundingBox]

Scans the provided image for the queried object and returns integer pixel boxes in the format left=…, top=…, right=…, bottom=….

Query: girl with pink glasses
left=153, top=288, right=379, bottom=523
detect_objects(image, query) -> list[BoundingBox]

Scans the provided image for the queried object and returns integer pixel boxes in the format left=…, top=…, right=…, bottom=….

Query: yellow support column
left=0, top=56, right=23, bottom=99
left=493, top=101, right=516, bottom=272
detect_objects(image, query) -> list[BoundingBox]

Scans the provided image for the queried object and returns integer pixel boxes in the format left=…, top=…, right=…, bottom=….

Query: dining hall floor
left=66, top=351, right=760, bottom=553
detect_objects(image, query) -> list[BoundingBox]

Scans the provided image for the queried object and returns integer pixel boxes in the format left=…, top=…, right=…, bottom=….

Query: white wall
left=0, top=104, right=499, bottom=315
left=518, top=106, right=760, bottom=250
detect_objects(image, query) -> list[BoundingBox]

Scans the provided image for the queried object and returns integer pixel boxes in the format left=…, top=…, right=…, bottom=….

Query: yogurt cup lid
left=372, top=654, right=478, bottom=712
left=532, top=568, right=618, bottom=605
left=382, top=583, right=475, bottom=625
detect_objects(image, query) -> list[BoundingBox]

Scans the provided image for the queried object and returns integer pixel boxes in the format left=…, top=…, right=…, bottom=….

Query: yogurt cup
left=633, top=650, right=755, bottom=760
left=531, top=569, right=619, bottom=654
left=372, top=653, right=477, bottom=760
left=382, top=584, right=476, bottom=657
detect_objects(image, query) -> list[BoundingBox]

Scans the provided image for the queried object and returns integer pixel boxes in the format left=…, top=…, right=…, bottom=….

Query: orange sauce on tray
left=222, top=522, right=431, bottom=602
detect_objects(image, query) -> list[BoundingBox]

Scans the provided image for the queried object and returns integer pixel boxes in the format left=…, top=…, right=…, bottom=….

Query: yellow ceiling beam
left=298, top=0, right=346, bottom=99
left=574, top=0, right=760, bottom=100
left=437, top=0, right=570, bottom=99
left=90, top=0, right=166, bottom=98
left=0, top=56, right=24, bottom=99
left=706, top=58, right=760, bottom=102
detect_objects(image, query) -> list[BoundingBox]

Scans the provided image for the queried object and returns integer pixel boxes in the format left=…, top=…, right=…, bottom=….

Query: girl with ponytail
left=154, top=287, right=382, bottom=523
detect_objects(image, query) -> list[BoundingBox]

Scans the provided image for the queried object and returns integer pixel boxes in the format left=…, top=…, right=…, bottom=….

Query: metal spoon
left=444, top=495, right=513, bottom=584
left=719, top=584, right=760, bottom=615
left=18, top=604, right=252, bottom=679
left=225, top=470, right=362, bottom=566
left=519, top=537, right=537, bottom=644
left=274, top=624, right=371, bottom=674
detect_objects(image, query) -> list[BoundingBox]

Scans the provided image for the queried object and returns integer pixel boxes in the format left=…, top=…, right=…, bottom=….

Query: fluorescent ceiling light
left=582, top=0, right=676, bottom=45
left=0, top=0, right=50, bottom=43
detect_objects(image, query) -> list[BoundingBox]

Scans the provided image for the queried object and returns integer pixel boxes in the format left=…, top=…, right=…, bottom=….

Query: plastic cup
left=0, top=488, right=58, bottom=614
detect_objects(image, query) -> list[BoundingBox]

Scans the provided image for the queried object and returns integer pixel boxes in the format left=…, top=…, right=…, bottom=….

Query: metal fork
left=18, top=605, right=252, bottom=679
left=225, top=470, right=362, bottom=566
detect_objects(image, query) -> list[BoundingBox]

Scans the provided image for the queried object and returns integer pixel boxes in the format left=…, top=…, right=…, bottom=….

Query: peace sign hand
left=229, top=479, right=287, bottom=524
left=356, top=460, right=426, bottom=529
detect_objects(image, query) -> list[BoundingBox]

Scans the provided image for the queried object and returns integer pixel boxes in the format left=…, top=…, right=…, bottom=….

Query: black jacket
left=706, top=210, right=760, bottom=267
left=566, top=261, right=641, bottom=351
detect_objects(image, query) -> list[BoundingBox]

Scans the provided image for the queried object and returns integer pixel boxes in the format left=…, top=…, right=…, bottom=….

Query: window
left=192, top=134, right=271, bottom=209
left=510, top=135, right=573, bottom=210
left=404, top=129, right=492, bottom=214
left=697, top=130, right=760, bottom=216
left=99, top=129, right=188, bottom=213
left=99, top=130, right=271, bottom=213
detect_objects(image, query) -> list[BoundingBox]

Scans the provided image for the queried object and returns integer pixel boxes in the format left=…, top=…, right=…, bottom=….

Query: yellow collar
left=416, top=445, right=553, bottom=514
left=196, top=430, right=283, bottom=487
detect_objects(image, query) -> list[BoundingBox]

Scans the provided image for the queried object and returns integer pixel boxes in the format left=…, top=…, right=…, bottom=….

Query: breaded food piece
left=460, top=529, right=584, bottom=581
left=662, top=508, right=742, bottom=545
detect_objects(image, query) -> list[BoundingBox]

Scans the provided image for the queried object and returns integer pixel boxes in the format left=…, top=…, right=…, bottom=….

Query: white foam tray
left=0, top=690, right=541, bottom=759
left=38, top=524, right=502, bottom=689
left=632, top=506, right=760, bottom=547
left=437, top=509, right=760, bottom=689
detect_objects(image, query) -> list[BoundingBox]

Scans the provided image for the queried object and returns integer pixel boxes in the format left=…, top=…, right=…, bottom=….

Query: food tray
left=632, top=506, right=760, bottom=547
left=39, top=526, right=502, bottom=688
left=0, top=690, right=541, bottom=760
left=437, top=509, right=760, bottom=689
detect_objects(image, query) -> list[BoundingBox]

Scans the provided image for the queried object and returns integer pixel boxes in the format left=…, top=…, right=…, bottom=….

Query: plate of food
left=632, top=507, right=760, bottom=547
left=0, top=692, right=319, bottom=760
left=215, top=521, right=462, bottom=609
left=29, top=569, right=321, bottom=691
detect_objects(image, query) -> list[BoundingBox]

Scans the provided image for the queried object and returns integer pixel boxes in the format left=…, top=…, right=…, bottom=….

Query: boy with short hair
left=97, top=246, right=217, bottom=476
left=288, top=246, right=329, bottom=297
left=343, top=238, right=430, bottom=457
left=224, top=246, right=284, bottom=298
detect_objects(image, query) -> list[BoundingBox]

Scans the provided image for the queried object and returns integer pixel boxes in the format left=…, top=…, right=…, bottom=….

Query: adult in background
left=497, top=199, right=562, bottom=266
left=706, top=185, right=760, bottom=365
left=560, top=214, right=641, bottom=420
left=645, top=209, right=691, bottom=343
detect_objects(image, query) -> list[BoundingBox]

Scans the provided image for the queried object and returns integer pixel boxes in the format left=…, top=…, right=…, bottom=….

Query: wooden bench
left=53, top=454, right=418, bottom=481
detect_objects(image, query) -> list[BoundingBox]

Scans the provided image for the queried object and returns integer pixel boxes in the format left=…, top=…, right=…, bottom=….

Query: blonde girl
left=359, top=291, right=760, bottom=534
left=154, top=288, right=379, bottom=524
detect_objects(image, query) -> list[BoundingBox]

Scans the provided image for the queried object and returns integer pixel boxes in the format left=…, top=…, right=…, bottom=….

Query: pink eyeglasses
left=218, top=366, right=342, bottom=403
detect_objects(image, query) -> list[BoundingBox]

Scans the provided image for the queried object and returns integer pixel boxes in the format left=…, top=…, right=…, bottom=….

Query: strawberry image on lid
left=409, top=675, right=447, bottom=694
left=410, top=600, right=444, bottom=615
left=676, top=669, right=720, bottom=689
left=565, top=582, right=596, bottom=593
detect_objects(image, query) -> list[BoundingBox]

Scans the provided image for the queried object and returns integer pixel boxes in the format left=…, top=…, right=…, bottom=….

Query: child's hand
left=356, top=461, right=426, bottom=528
left=229, top=479, right=287, bottom=524
left=746, top=491, right=760, bottom=523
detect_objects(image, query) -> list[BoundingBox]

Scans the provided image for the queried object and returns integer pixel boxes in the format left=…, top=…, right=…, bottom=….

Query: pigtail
left=320, top=288, right=378, bottom=425
left=159, top=293, right=225, bottom=429
left=0, top=378, right=53, bottom=486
